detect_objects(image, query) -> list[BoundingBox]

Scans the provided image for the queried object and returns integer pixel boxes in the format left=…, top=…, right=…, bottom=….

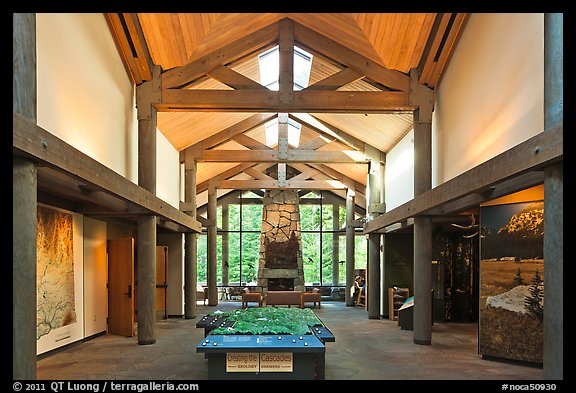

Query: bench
left=266, top=290, right=302, bottom=307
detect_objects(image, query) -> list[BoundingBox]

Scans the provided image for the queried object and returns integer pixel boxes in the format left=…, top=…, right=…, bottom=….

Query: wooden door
left=156, top=246, right=168, bottom=320
left=107, top=237, right=134, bottom=337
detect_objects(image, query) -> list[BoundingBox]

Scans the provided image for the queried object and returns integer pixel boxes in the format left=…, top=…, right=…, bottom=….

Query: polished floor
left=37, top=300, right=543, bottom=381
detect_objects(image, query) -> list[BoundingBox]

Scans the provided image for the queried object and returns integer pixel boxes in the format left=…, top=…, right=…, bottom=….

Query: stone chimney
left=257, top=189, right=305, bottom=295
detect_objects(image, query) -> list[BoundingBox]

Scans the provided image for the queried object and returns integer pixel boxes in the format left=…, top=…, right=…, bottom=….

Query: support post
left=543, top=12, right=563, bottom=380
left=13, top=12, right=37, bottom=380
left=137, top=215, right=157, bottom=345
left=412, top=91, right=433, bottom=344
left=332, top=204, right=340, bottom=286
left=222, top=203, right=229, bottom=286
left=365, top=148, right=383, bottom=319
left=413, top=215, right=432, bottom=345
left=135, top=65, right=160, bottom=344
left=345, top=187, right=356, bottom=306
left=207, top=183, right=218, bottom=306
left=184, top=158, right=197, bottom=319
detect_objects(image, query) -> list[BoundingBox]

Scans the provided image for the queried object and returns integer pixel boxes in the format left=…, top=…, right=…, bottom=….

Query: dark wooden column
left=413, top=103, right=433, bottom=345
left=135, top=65, right=161, bottom=345
left=332, top=204, right=340, bottom=286
left=221, top=203, right=229, bottom=286
left=184, top=157, right=198, bottom=319
left=345, top=187, right=356, bottom=306
left=13, top=12, right=38, bottom=380
left=207, top=182, right=218, bottom=306
left=543, top=12, right=563, bottom=380
left=366, top=147, right=384, bottom=319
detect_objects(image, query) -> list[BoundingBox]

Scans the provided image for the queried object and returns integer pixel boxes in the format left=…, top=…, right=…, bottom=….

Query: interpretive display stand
left=195, top=308, right=334, bottom=379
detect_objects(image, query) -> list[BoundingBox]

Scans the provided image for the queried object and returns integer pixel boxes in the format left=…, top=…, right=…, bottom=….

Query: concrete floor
left=37, top=301, right=543, bottom=381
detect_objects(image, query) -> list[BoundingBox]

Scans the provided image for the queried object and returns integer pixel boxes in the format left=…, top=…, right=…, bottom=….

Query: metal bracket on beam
left=368, top=202, right=386, bottom=214
left=409, top=68, right=434, bottom=124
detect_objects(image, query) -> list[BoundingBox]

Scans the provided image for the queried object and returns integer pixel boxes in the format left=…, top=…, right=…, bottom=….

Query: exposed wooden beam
left=290, top=113, right=365, bottom=152
left=231, top=134, right=272, bottom=150
left=162, top=21, right=279, bottom=89
left=181, top=112, right=276, bottom=160
left=364, top=123, right=563, bottom=233
left=195, top=148, right=369, bottom=163
left=244, top=166, right=275, bottom=180
left=196, top=163, right=274, bottom=193
left=305, top=67, right=365, bottom=91
left=307, top=163, right=366, bottom=195
left=124, top=13, right=154, bottom=81
left=219, top=179, right=347, bottom=190
left=292, top=20, right=410, bottom=92
left=297, top=136, right=331, bottom=151
left=13, top=112, right=201, bottom=233
left=206, top=64, right=268, bottom=90
left=430, top=170, right=545, bottom=215
left=158, top=89, right=412, bottom=113
left=278, top=19, right=294, bottom=104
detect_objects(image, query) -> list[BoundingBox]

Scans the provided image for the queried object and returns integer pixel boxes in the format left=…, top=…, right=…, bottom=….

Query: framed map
left=36, top=205, right=84, bottom=354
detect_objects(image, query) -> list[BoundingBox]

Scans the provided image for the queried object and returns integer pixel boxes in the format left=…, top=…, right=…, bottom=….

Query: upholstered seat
left=301, top=288, right=321, bottom=309
left=241, top=287, right=263, bottom=308
left=197, top=286, right=208, bottom=305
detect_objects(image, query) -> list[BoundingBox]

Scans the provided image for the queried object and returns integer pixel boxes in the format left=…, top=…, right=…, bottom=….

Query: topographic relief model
left=36, top=206, right=77, bottom=340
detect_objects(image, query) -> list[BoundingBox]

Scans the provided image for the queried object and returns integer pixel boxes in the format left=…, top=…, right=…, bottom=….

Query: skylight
left=258, top=45, right=313, bottom=91
left=258, top=45, right=312, bottom=147
left=264, top=118, right=302, bottom=147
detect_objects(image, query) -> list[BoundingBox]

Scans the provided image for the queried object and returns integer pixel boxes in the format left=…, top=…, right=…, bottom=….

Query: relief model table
left=195, top=308, right=335, bottom=380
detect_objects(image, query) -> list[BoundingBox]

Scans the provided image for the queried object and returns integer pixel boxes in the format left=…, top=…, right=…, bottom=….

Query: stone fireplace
left=257, top=189, right=305, bottom=295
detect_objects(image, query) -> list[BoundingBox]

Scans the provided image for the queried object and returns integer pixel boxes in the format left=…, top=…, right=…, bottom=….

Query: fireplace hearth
left=268, top=278, right=294, bottom=291
left=257, top=189, right=305, bottom=295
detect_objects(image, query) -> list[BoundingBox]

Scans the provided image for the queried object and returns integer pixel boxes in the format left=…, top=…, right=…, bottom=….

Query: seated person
left=351, top=275, right=363, bottom=302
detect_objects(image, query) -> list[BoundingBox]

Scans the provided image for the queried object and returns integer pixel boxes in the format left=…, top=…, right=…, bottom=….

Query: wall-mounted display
left=479, top=200, right=544, bottom=364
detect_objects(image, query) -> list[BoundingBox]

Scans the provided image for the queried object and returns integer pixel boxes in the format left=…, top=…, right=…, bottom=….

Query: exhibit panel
left=195, top=307, right=334, bottom=379
left=36, top=205, right=84, bottom=355
left=479, top=188, right=544, bottom=364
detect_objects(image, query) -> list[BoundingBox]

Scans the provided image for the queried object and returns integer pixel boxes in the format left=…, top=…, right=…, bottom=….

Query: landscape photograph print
left=479, top=200, right=544, bottom=364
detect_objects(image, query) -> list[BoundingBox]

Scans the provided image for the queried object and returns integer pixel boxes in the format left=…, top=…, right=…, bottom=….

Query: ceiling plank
left=292, top=20, right=410, bottom=92
left=181, top=112, right=276, bottom=160
left=162, top=20, right=279, bottom=89
left=364, top=123, right=563, bottom=233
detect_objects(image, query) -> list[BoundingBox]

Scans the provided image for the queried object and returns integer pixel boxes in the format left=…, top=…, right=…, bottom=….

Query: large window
left=196, top=190, right=367, bottom=287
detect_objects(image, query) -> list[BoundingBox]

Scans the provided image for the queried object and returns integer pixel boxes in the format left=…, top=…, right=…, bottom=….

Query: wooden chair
left=241, top=287, right=263, bottom=308
left=301, top=288, right=321, bottom=309
left=356, top=286, right=366, bottom=307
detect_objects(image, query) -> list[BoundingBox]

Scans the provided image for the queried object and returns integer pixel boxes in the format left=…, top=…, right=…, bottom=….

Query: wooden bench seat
left=265, top=290, right=302, bottom=307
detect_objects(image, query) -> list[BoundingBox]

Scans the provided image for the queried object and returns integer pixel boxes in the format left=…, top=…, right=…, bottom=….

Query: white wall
left=157, top=129, right=181, bottom=208
left=83, top=217, right=108, bottom=337
left=432, top=13, right=544, bottom=184
left=36, top=13, right=138, bottom=182
left=385, top=129, right=414, bottom=211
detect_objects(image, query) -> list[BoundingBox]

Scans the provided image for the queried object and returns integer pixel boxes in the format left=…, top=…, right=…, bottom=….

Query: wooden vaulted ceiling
left=105, top=13, right=469, bottom=209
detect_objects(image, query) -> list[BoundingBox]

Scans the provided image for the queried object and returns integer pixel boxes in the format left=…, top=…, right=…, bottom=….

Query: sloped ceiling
left=106, top=13, right=469, bottom=209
